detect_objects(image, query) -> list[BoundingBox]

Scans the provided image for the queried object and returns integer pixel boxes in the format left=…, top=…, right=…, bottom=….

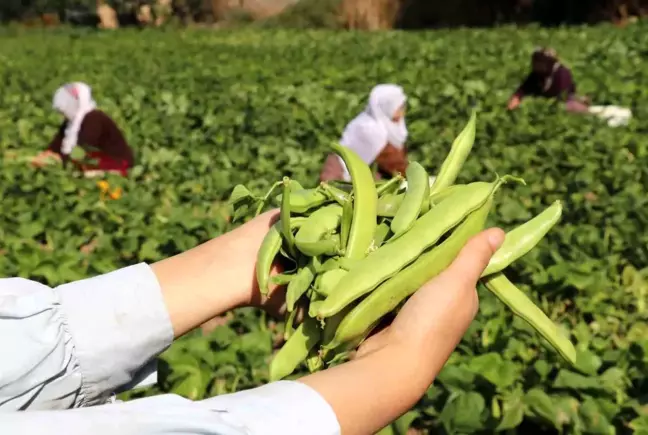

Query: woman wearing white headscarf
left=31, top=82, right=134, bottom=177
left=320, top=84, right=409, bottom=182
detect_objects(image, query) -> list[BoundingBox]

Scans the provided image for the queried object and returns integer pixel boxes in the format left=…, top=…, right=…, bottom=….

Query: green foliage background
left=1, top=24, right=647, bottom=433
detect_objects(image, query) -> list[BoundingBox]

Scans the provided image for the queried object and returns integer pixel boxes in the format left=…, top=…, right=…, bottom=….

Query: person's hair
left=532, top=47, right=558, bottom=63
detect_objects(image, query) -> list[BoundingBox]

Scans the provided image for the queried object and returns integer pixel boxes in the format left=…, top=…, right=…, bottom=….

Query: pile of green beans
left=229, top=111, right=577, bottom=382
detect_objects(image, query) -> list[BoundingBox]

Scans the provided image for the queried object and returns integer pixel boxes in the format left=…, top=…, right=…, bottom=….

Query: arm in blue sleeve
left=0, top=382, right=341, bottom=435
left=0, top=263, right=174, bottom=410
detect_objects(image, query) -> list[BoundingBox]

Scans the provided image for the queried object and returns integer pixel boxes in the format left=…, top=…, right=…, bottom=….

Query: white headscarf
left=52, top=82, right=97, bottom=155
left=338, top=84, right=408, bottom=180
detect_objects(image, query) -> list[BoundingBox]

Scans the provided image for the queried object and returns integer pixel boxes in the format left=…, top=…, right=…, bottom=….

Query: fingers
left=440, top=227, right=505, bottom=289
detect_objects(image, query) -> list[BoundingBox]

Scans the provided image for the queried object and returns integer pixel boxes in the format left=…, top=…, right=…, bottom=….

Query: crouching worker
left=320, top=84, right=410, bottom=183
left=506, top=47, right=632, bottom=126
left=31, top=82, right=135, bottom=177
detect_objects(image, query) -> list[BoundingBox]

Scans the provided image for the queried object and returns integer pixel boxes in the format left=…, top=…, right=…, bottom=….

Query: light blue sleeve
left=0, top=264, right=341, bottom=434
left=1, top=382, right=341, bottom=435
left=0, top=263, right=174, bottom=410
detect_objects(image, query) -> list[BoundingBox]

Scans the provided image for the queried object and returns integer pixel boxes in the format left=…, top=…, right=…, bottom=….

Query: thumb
left=441, top=227, right=505, bottom=288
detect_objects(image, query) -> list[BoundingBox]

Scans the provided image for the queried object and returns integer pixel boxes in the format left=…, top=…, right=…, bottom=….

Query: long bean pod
left=429, top=110, right=477, bottom=196
left=482, top=200, right=562, bottom=277
left=331, top=142, right=377, bottom=260
left=482, top=273, right=577, bottom=365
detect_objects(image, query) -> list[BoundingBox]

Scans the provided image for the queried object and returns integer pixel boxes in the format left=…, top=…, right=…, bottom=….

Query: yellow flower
left=97, top=180, right=110, bottom=192
left=109, top=187, right=123, bottom=200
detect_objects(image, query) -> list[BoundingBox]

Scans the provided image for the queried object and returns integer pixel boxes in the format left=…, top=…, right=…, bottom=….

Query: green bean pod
left=376, top=174, right=404, bottom=196
left=340, top=197, right=353, bottom=252
left=331, top=142, right=378, bottom=260
left=280, top=177, right=298, bottom=258
left=371, top=222, right=391, bottom=250
left=317, top=176, right=518, bottom=319
left=429, top=110, right=477, bottom=196
left=482, top=273, right=577, bottom=365
left=284, top=307, right=298, bottom=340
left=270, top=317, right=321, bottom=381
left=255, top=217, right=306, bottom=296
left=270, top=273, right=295, bottom=286
left=390, top=162, right=430, bottom=236
left=295, top=204, right=343, bottom=256
left=315, top=268, right=348, bottom=297
left=326, top=189, right=495, bottom=349
left=275, top=187, right=330, bottom=213
left=377, top=193, right=404, bottom=217
left=428, top=184, right=464, bottom=207
left=296, top=234, right=341, bottom=257
left=482, top=200, right=562, bottom=277
left=321, top=182, right=351, bottom=206
left=305, top=350, right=324, bottom=373
left=286, top=261, right=316, bottom=312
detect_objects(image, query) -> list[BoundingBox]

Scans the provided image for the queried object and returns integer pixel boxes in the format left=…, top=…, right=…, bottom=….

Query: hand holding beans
left=229, top=111, right=577, bottom=382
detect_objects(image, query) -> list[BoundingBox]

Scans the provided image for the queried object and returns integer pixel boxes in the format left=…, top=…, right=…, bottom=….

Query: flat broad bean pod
left=294, top=204, right=343, bottom=256
left=317, top=177, right=513, bottom=319
left=269, top=317, right=321, bottom=381
left=326, top=186, right=496, bottom=349
left=482, top=200, right=562, bottom=277
left=275, top=187, right=330, bottom=214
left=481, top=272, right=577, bottom=364
left=256, top=216, right=306, bottom=296
left=429, top=110, right=477, bottom=196
left=286, top=259, right=317, bottom=312
left=390, top=162, right=430, bottom=237
left=320, top=182, right=351, bottom=206
left=331, top=142, right=377, bottom=260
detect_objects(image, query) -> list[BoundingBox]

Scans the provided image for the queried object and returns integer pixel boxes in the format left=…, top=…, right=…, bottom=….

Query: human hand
left=300, top=228, right=505, bottom=435
left=31, top=150, right=61, bottom=167
left=152, top=209, right=296, bottom=338
left=507, top=95, right=521, bottom=110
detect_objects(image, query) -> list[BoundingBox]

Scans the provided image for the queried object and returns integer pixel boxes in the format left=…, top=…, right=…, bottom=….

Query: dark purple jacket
left=514, top=64, right=576, bottom=101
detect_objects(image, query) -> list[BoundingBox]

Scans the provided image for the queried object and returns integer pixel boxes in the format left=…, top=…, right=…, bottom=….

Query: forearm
left=151, top=210, right=280, bottom=338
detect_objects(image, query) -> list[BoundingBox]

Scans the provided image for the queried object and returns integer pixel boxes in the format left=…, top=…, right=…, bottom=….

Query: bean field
left=1, top=24, right=647, bottom=434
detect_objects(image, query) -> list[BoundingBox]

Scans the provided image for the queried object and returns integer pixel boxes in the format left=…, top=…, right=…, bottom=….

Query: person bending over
left=32, top=82, right=135, bottom=177
left=321, top=84, right=410, bottom=182
left=507, top=47, right=590, bottom=113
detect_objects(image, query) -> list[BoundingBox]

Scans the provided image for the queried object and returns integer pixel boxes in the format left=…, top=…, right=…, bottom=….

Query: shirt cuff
left=199, top=380, right=341, bottom=435
left=56, top=263, right=173, bottom=406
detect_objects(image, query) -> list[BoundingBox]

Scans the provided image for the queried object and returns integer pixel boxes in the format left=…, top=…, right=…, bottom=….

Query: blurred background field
left=1, top=2, right=647, bottom=433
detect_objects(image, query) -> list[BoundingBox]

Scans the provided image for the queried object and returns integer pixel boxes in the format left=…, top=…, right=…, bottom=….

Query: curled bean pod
left=327, top=187, right=496, bottom=349
left=294, top=205, right=342, bottom=256
left=270, top=317, right=321, bottom=381
left=287, top=260, right=317, bottom=312
left=429, top=110, right=477, bottom=196
left=482, top=200, right=562, bottom=277
left=482, top=273, right=577, bottom=365
left=317, top=177, right=513, bottom=319
left=255, top=217, right=306, bottom=296
left=331, top=142, right=378, bottom=260
left=390, top=162, right=430, bottom=237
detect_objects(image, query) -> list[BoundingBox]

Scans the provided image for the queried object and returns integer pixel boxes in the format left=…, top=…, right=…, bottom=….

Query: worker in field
left=320, top=83, right=410, bottom=182
left=31, top=82, right=135, bottom=177
left=507, top=47, right=590, bottom=112
left=506, top=47, right=632, bottom=126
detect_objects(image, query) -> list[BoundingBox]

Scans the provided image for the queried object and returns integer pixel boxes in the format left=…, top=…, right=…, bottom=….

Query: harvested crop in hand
left=228, top=111, right=577, bottom=381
